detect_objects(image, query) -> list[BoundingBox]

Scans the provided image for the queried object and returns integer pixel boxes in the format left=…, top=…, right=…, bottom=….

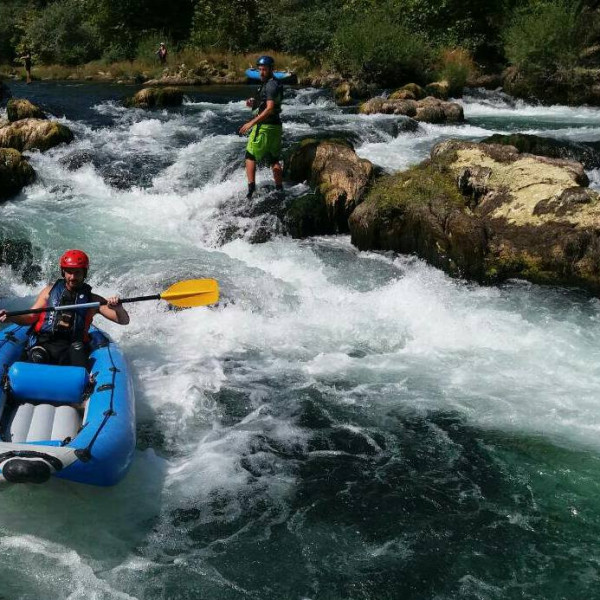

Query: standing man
left=239, top=55, right=284, bottom=199
left=156, top=42, right=168, bottom=65
left=20, top=49, right=32, bottom=84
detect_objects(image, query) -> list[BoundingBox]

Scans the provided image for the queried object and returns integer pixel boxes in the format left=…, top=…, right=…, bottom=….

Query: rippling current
left=2, top=82, right=600, bottom=599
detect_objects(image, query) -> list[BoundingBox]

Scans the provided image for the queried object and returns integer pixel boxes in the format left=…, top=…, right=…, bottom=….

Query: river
left=1, top=81, right=600, bottom=599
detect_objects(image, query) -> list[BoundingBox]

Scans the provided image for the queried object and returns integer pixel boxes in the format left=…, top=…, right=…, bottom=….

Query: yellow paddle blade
left=160, top=279, right=219, bottom=308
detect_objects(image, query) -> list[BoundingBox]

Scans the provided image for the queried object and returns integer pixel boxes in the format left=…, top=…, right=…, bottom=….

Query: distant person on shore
left=239, top=55, right=284, bottom=200
left=20, top=49, right=32, bottom=84
left=156, top=42, right=168, bottom=65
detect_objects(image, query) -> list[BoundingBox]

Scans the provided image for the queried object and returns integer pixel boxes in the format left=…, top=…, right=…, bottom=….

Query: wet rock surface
left=7, top=99, right=46, bottom=122
left=0, top=119, right=74, bottom=152
left=0, top=234, right=42, bottom=284
left=0, top=148, right=35, bottom=201
left=284, top=138, right=376, bottom=236
left=349, top=140, right=600, bottom=292
left=124, top=86, right=184, bottom=109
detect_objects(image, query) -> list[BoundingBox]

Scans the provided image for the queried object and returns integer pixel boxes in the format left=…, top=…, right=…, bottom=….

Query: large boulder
left=0, top=119, right=74, bottom=152
left=424, top=81, right=450, bottom=100
left=389, top=83, right=426, bottom=101
left=284, top=138, right=376, bottom=236
left=333, top=80, right=376, bottom=106
left=349, top=140, right=600, bottom=292
left=7, top=99, right=46, bottom=122
left=124, top=86, right=184, bottom=108
left=483, top=133, right=600, bottom=170
left=0, top=148, right=35, bottom=200
left=359, top=96, right=464, bottom=123
left=503, top=66, right=600, bottom=106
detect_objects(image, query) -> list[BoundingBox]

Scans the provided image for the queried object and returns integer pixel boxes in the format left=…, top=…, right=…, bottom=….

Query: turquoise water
left=1, top=82, right=600, bottom=599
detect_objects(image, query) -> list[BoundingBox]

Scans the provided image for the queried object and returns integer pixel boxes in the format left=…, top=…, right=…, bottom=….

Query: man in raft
left=239, top=55, right=284, bottom=199
left=0, top=249, right=129, bottom=367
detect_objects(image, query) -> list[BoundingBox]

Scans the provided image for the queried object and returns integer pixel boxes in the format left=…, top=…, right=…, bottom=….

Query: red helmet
left=59, top=249, right=89, bottom=269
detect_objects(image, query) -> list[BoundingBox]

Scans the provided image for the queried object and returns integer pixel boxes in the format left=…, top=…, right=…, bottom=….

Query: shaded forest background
left=2, top=0, right=600, bottom=92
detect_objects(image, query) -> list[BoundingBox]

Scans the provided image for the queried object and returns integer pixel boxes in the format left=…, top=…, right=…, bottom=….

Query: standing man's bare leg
left=246, top=158, right=257, bottom=199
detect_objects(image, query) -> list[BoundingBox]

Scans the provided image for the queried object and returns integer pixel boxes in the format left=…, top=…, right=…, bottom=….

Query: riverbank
left=0, top=50, right=321, bottom=86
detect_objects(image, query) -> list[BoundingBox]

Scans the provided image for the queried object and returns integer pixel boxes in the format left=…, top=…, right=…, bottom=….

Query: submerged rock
left=0, top=234, right=42, bottom=284
left=349, top=140, right=600, bottom=293
left=0, top=119, right=74, bottom=152
left=124, top=86, right=184, bottom=109
left=359, top=96, right=464, bottom=123
left=284, top=138, right=375, bottom=236
left=7, top=99, right=46, bottom=122
left=0, top=148, right=35, bottom=200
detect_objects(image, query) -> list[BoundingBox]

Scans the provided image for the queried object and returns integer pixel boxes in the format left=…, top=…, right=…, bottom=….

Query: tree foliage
left=503, top=0, right=581, bottom=74
left=0, top=0, right=598, bottom=91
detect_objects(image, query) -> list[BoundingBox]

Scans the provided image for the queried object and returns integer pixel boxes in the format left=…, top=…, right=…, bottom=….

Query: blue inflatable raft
left=0, top=324, right=135, bottom=486
left=245, top=68, right=297, bottom=84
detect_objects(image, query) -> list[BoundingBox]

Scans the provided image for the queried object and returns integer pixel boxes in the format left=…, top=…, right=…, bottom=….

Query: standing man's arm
left=239, top=100, right=276, bottom=135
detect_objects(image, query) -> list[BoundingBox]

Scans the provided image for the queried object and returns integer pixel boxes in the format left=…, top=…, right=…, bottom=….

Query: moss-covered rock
left=503, top=66, right=600, bottom=106
left=284, top=138, right=375, bottom=235
left=349, top=140, right=600, bottom=292
left=0, top=148, right=35, bottom=200
left=424, top=80, right=450, bottom=100
left=124, top=86, right=184, bottom=109
left=0, top=119, right=74, bottom=152
left=333, top=80, right=374, bottom=106
left=7, top=99, right=46, bottom=122
left=483, top=133, right=600, bottom=170
left=359, top=96, right=464, bottom=123
left=284, top=193, right=331, bottom=238
left=389, top=83, right=426, bottom=101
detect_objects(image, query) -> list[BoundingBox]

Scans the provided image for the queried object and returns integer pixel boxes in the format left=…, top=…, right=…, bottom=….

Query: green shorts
left=245, top=124, right=282, bottom=164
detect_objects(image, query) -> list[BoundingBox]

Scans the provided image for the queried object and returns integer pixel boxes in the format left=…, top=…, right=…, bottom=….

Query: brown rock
left=360, top=96, right=464, bottom=123
left=424, top=81, right=450, bottom=100
left=284, top=138, right=375, bottom=235
left=124, top=86, right=184, bottom=108
left=349, top=139, right=600, bottom=292
left=0, top=148, right=35, bottom=200
left=7, top=99, right=46, bottom=122
left=389, top=83, right=426, bottom=101
left=0, top=119, right=74, bottom=152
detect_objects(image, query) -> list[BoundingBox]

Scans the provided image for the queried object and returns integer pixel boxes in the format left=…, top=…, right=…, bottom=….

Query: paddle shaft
left=4, top=293, right=161, bottom=317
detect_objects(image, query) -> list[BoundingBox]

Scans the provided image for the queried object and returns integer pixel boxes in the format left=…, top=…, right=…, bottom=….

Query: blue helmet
left=257, top=55, right=275, bottom=67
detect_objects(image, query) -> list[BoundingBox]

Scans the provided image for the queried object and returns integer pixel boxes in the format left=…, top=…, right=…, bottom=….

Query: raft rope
left=74, top=338, right=118, bottom=462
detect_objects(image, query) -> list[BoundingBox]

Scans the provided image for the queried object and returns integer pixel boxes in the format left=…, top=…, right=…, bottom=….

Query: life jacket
left=32, top=279, right=94, bottom=343
left=252, top=76, right=283, bottom=124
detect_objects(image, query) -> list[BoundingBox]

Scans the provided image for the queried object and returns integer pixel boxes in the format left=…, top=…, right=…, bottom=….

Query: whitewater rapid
left=2, top=83, right=600, bottom=599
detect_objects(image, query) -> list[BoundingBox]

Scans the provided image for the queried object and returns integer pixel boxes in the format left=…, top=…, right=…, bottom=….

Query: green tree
left=24, top=0, right=102, bottom=65
left=257, top=0, right=344, bottom=59
left=503, top=0, right=581, bottom=75
left=189, top=0, right=258, bottom=51
left=331, top=6, right=433, bottom=85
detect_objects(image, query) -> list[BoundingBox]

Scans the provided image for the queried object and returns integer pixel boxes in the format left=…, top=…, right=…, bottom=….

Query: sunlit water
left=1, top=82, right=600, bottom=599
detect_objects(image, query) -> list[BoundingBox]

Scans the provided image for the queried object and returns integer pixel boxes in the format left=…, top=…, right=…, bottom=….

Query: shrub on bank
left=331, top=9, right=433, bottom=86
left=436, top=48, right=476, bottom=96
left=24, top=0, right=102, bottom=65
left=503, top=0, right=580, bottom=76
